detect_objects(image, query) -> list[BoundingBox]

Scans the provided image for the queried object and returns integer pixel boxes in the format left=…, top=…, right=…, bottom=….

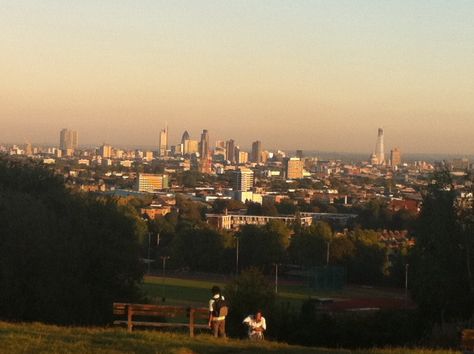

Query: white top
left=243, top=315, right=266, bottom=335
left=209, top=294, right=226, bottom=321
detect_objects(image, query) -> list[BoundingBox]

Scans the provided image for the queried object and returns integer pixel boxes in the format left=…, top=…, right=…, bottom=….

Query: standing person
left=208, top=286, right=228, bottom=338
left=242, top=310, right=266, bottom=340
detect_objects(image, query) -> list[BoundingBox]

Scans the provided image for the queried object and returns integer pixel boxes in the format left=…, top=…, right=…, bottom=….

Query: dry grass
left=0, top=321, right=461, bottom=354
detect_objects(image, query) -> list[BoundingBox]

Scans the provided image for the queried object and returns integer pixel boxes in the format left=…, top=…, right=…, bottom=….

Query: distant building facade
left=390, top=148, right=401, bottom=167
left=286, top=157, right=304, bottom=179
left=99, top=144, right=112, bottom=158
left=136, top=173, right=169, bottom=192
left=206, top=213, right=313, bottom=230
left=232, top=167, right=254, bottom=191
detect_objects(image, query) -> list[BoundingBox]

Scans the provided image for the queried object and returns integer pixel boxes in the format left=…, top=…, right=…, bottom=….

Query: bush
left=225, top=268, right=276, bottom=337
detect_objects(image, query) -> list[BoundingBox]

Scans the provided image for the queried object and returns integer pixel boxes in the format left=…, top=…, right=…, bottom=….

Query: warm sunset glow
left=1, top=1, right=473, bottom=153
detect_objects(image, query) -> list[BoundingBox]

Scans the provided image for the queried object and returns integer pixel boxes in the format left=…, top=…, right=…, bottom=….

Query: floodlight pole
left=161, top=256, right=170, bottom=302
left=147, top=232, right=151, bottom=274
left=405, top=263, right=409, bottom=307
left=326, top=241, right=330, bottom=266
left=274, top=263, right=279, bottom=294
left=235, top=236, right=239, bottom=275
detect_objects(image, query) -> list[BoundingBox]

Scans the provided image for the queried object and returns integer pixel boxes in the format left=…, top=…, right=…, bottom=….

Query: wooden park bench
left=462, top=329, right=474, bottom=354
left=113, top=303, right=210, bottom=337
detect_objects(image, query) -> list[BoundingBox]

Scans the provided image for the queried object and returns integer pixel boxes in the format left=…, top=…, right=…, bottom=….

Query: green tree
left=0, top=157, right=143, bottom=325
left=170, top=225, right=231, bottom=272
left=289, top=222, right=333, bottom=267
left=410, top=171, right=474, bottom=324
left=238, top=221, right=290, bottom=271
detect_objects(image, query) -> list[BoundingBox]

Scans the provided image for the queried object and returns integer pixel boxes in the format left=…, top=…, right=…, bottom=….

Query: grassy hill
left=0, top=321, right=460, bottom=354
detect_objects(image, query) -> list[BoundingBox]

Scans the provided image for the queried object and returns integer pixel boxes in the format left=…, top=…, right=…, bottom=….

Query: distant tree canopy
left=237, top=221, right=291, bottom=272
left=353, top=199, right=417, bottom=231
left=0, top=158, right=143, bottom=325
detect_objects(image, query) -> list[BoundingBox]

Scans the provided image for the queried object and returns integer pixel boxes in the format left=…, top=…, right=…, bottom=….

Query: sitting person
left=242, top=310, right=266, bottom=340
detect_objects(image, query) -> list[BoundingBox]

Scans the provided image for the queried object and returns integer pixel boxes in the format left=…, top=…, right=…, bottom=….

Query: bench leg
left=189, top=309, right=195, bottom=337
left=127, top=306, right=133, bottom=333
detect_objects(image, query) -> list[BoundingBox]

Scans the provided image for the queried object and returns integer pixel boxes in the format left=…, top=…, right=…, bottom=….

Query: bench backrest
left=113, top=303, right=208, bottom=320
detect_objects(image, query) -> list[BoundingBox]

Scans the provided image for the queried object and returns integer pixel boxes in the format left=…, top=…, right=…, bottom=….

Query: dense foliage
left=410, top=171, right=474, bottom=324
left=0, top=158, right=143, bottom=325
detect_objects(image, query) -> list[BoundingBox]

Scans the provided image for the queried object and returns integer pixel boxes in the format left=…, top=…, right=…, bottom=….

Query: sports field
left=141, top=274, right=408, bottom=309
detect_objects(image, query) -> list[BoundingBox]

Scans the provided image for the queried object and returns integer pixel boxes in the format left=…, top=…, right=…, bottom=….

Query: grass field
left=0, top=321, right=461, bottom=354
left=141, top=275, right=407, bottom=308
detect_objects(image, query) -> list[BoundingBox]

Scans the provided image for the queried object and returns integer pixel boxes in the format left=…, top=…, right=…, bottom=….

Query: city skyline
left=1, top=1, right=473, bottom=154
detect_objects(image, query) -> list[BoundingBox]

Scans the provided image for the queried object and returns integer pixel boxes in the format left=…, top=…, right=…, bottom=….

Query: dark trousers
left=211, top=319, right=226, bottom=338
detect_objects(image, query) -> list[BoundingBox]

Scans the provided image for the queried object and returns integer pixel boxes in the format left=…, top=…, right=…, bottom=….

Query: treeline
left=147, top=202, right=405, bottom=286
left=0, top=157, right=144, bottom=325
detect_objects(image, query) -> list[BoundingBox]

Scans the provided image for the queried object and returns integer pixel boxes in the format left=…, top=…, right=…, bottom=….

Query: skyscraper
left=199, top=129, right=211, bottom=173
left=226, top=139, right=236, bottom=163
left=374, top=128, right=385, bottom=165
left=199, top=129, right=209, bottom=158
left=99, top=144, right=112, bottom=158
left=181, top=130, right=190, bottom=144
left=59, top=129, right=78, bottom=155
left=159, top=125, right=168, bottom=156
left=251, top=140, right=262, bottom=163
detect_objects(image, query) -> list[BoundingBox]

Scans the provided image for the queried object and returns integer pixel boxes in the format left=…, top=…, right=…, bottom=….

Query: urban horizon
left=2, top=127, right=474, bottom=161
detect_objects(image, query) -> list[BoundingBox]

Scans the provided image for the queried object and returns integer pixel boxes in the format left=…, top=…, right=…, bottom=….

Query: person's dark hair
left=211, top=286, right=220, bottom=295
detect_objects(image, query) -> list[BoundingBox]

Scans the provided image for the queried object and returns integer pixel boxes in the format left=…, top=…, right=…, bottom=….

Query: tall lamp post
left=326, top=240, right=330, bottom=266
left=274, top=263, right=279, bottom=294
left=235, top=235, right=239, bottom=275
left=147, top=232, right=151, bottom=274
left=161, top=256, right=170, bottom=302
left=405, top=263, right=409, bottom=307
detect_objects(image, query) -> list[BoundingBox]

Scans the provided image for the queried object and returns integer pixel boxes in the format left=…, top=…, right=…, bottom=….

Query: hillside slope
left=0, top=321, right=459, bottom=354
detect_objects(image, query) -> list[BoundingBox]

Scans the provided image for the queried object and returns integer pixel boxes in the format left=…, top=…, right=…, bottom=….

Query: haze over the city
left=1, top=1, right=473, bottom=154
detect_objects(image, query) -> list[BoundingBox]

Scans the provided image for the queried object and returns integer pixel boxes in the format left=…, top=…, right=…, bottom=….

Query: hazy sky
left=1, top=1, right=473, bottom=154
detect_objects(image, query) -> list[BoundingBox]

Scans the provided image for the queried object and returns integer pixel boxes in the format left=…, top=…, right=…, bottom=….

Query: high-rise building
left=226, top=139, right=236, bottom=163
left=185, top=139, right=199, bottom=154
left=159, top=125, right=168, bottom=156
left=261, top=150, right=270, bottom=164
left=59, top=129, right=78, bottom=151
left=237, top=151, right=248, bottom=164
left=199, top=129, right=209, bottom=158
left=374, top=128, right=385, bottom=165
left=296, top=150, right=304, bottom=159
left=136, top=173, right=169, bottom=193
left=232, top=167, right=254, bottom=191
left=251, top=140, right=262, bottom=163
left=390, top=148, right=401, bottom=167
left=286, top=157, right=304, bottom=179
left=181, top=130, right=190, bottom=144
left=99, top=144, right=112, bottom=158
